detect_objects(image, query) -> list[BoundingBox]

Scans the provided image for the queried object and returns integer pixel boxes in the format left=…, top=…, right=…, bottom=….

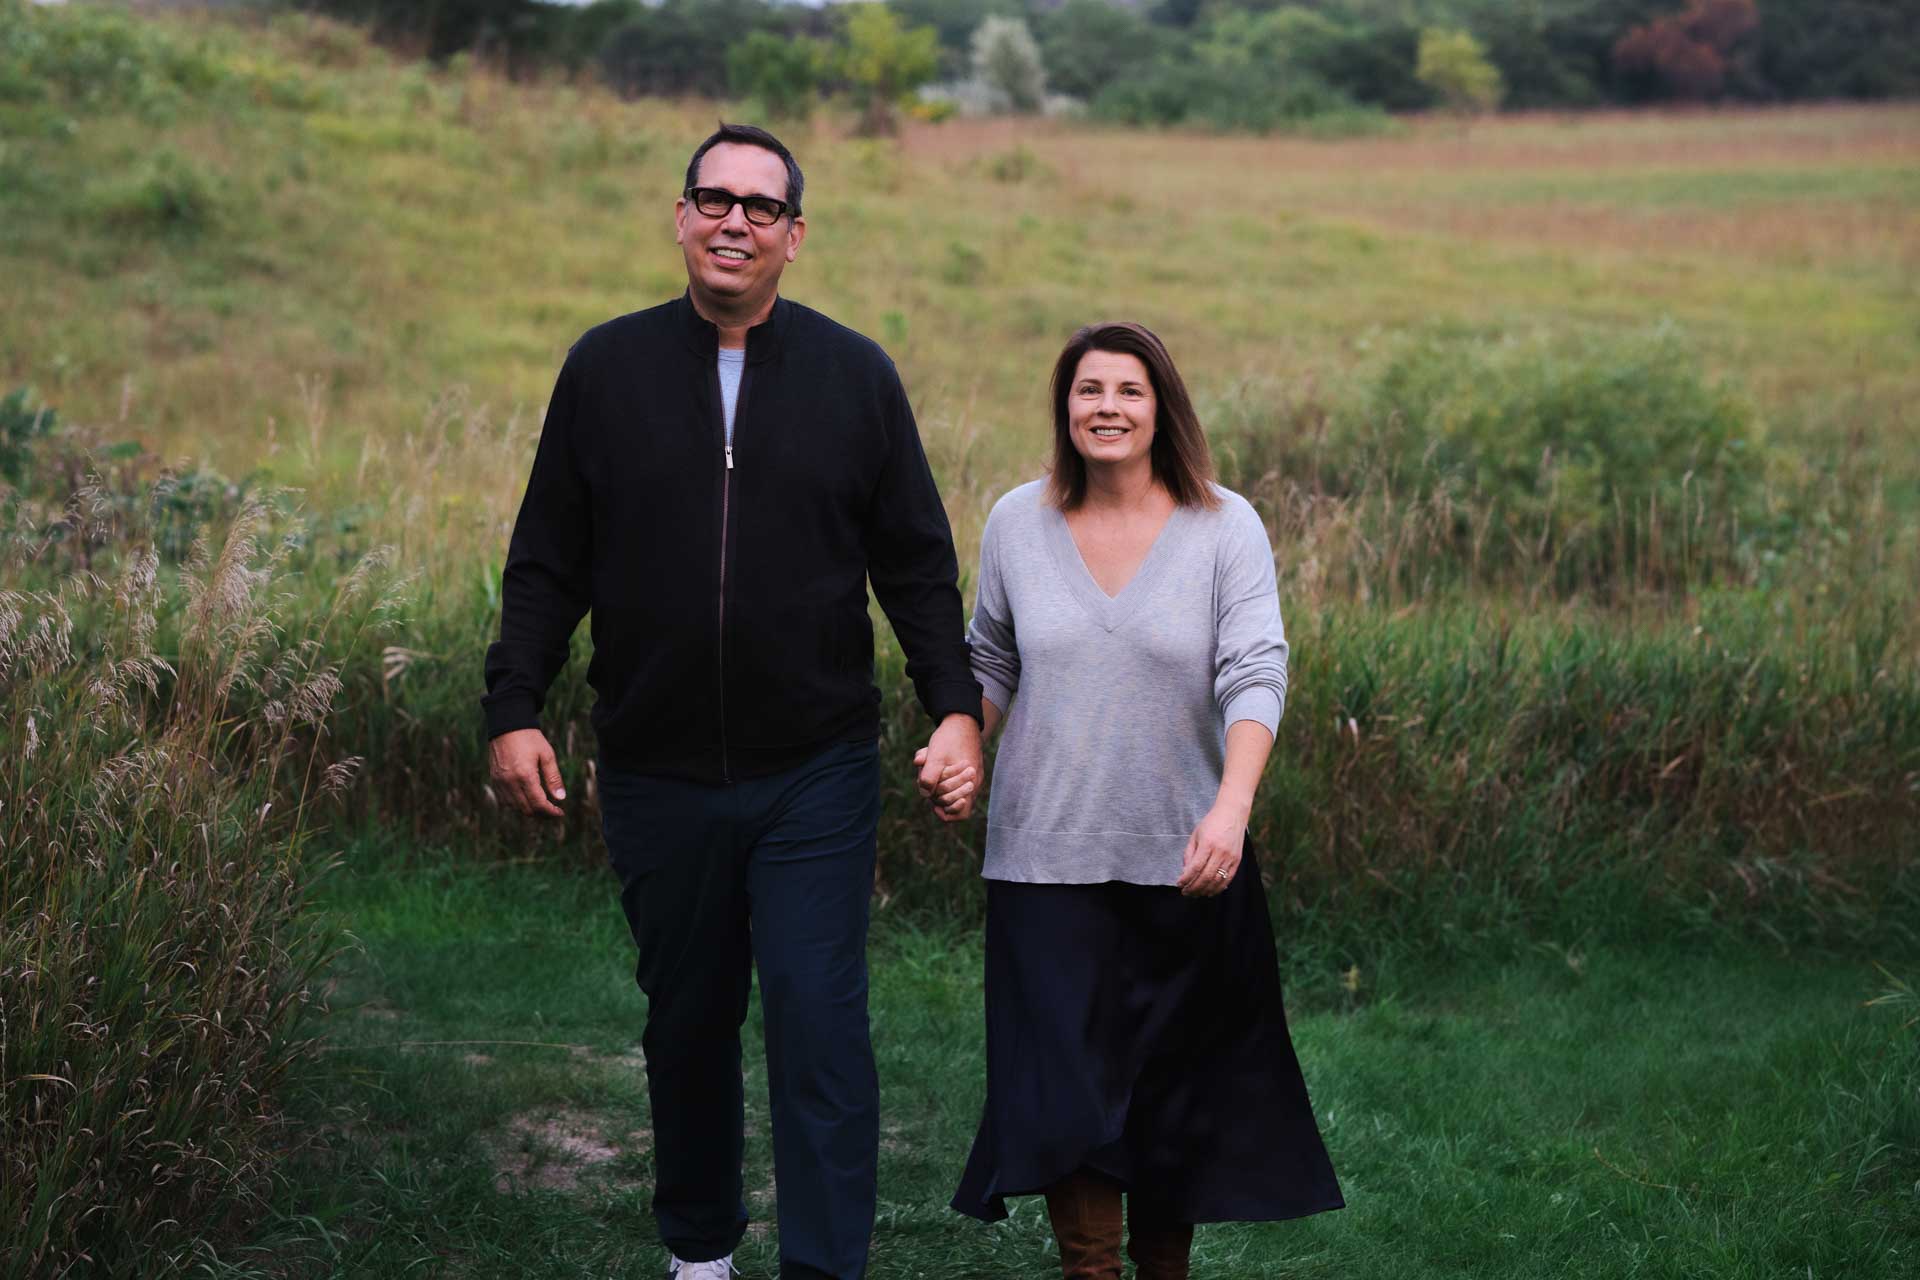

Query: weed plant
left=0, top=485, right=400, bottom=1278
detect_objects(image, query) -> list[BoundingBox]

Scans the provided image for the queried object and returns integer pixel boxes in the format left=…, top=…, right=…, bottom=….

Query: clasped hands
left=914, top=713, right=983, bottom=825
left=912, top=715, right=1243, bottom=897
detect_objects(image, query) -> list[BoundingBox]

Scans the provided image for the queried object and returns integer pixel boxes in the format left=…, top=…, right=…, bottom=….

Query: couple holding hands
left=483, top=124, right=1340, bottom=1280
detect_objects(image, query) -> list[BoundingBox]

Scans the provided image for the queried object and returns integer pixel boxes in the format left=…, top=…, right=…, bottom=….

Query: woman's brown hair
left=1046, top=321, right=1219, bottom=511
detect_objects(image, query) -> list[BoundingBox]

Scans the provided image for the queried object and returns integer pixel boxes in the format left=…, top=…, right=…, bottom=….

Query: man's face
left=675, top=143, right=806, bottom=311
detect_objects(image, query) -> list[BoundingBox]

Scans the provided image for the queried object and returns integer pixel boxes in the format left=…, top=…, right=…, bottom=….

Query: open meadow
left=2, top=5, right=1917, bottom=1277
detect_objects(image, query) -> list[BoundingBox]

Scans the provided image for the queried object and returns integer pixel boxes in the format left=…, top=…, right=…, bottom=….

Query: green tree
left=1747, top=0, right=1920, bottom=99
left=727, top=30, right=822, bottom=120
left=597, top=0, right=779, bottom=98
left=1034, top=0, right=1156, bottom=102
left=1260, top=6, right=1429, bottom=112
left=970, top=15, right=1046, bottom=113
left=306, top=0, right=564, bottom=70
left=550, top=0, right=645, bottom=73
left=838, top=3, right=939, bottom=135
left=1417, top=26, right=1505, bottom=113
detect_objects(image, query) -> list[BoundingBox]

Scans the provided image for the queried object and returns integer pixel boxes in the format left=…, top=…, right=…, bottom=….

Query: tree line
left=300, top=0, right=1919, bottom=131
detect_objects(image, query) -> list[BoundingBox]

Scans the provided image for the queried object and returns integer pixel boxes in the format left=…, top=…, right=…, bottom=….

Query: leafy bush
left=0, top=492, right=397, bottom=1278
left=0, top=386, right=56, bottom=486
left=1212, top=324, right=1769, bottom=593
left=1369, top=324, right=1760, bottom=584
left=84, top=147, right=225, bottom=235
left=982, top=143, right=1047, bottom=183
left=1090, top=26, right=1391, bottom=137
left=0, top=0, right=231, bottom=118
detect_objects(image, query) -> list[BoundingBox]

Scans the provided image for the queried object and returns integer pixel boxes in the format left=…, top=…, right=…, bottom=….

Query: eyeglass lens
left=692, top=188, right=784, bottom=226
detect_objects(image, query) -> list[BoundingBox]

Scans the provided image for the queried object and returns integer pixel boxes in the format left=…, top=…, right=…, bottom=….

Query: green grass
left=206, top=839, right=1919, bottom=1278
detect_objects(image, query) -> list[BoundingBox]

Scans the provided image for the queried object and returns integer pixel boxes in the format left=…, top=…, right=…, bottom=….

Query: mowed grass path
left=230, top=841, right=1919, bottom=1279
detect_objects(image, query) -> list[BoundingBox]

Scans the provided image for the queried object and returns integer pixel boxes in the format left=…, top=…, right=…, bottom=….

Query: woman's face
left=1066, top=350, right=1157, bottom=472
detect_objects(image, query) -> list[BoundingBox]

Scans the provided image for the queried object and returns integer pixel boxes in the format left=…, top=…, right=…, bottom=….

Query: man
left=481, top=123, right=984, bottom=1280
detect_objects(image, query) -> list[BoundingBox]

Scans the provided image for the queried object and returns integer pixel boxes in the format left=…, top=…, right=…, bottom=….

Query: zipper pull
left=724, top=444, right=734, bottom=470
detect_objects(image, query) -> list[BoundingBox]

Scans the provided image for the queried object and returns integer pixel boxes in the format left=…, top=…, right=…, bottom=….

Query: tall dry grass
left=0, top=482, right=400, bottom=1279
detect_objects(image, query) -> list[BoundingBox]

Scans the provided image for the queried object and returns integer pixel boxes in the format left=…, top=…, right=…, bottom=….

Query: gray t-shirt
left=718, top=346, right=746, bottom=444
left=969, top=479, right=1289, bottom=886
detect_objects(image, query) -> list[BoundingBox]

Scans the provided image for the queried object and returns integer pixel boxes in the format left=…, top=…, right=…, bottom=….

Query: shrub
left=983, top=143, right=1046, bottom=183
left=1090, top=42, right=1387, bottom=136
left=0, top=386, right=57, bottom=486
left=1211, top=324, right=1770, bottom=595
left=1369, top=324, right=1761, bottom=587
left=940, top=240, right=985, bottom=285
left=84, top=148, right=224, bottom=235
left=0, top=0, right=231, bottom=119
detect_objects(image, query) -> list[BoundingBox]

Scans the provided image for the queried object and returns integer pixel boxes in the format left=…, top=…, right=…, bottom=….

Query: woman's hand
left=1176, top=804, right=1246, bottom=897
left=913, top=746, right=979, bottom=821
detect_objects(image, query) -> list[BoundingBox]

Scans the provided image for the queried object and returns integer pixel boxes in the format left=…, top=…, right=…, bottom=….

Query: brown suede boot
left=1125, top=1197, right=1194, bottom=1280
left=1043, top=1167, right=1124, bottom=1280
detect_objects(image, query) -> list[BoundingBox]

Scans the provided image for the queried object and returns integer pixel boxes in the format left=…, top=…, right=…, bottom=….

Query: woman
left=921, top=322, right=1343, bottom=1278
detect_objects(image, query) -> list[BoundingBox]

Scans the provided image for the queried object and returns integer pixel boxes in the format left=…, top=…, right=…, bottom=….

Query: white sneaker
left=666, top=1254, right=737, bottom=1280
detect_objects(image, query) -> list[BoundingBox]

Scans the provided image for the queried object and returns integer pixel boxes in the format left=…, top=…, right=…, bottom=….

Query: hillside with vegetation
left=1, top=2, right=1917, bottom=1276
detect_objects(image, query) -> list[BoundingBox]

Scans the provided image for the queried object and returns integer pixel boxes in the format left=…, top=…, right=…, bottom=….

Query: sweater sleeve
left=1213, top=499, right=1288, bottom=737
left=864, top=366, right=984, bottom=725
left=480, top=352, right=593, bottom=739
left=966, top=501, right=1019, bottom=714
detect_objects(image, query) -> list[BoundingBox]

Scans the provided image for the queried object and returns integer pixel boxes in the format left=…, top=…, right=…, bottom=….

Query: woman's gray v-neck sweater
left=969, top=479, right=1290, bottom=885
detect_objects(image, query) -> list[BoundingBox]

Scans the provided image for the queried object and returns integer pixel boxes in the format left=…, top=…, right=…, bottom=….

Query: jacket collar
left=674, top=291, right=789, bottom=366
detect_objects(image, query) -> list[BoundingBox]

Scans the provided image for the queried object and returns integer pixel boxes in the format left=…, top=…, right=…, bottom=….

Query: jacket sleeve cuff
left=1223, top=687, right=1283, bottom=739
left=482, top=693, right=543, bottom=740
left=922, top=676, right=986, bottom=727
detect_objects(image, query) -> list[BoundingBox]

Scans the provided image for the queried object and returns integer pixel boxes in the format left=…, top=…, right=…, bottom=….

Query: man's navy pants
left=599, top=738, right=881, bottom=1280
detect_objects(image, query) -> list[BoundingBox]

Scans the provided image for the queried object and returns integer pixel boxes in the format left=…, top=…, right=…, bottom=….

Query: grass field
left=209, top=839, right=1919, bottom=1279
left=5, top=23, right=1917, bottom=510
left=2, top=6, right=1917, bottom=1276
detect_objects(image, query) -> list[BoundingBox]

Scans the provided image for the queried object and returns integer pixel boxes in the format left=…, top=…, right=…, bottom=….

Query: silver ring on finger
left=1215, top=868, right=1230, bottom=880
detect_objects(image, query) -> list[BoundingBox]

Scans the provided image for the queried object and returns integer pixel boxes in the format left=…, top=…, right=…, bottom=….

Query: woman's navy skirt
left=950, top=842, right=1344, bottom=1224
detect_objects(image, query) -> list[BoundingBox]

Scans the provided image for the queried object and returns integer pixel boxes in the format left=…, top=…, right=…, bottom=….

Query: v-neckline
left=1043, top=501, right=1186, bottom=634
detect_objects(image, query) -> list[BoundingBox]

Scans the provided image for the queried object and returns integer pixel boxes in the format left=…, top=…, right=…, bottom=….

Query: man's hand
left=916, top=712, right=983, bottom=823
left=489, top=727, right=567, bottom=818
left=913, top=748, right=978, bottom=820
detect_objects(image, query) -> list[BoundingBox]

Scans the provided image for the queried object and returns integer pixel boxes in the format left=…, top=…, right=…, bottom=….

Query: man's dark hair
left=1047, top=322, right=1221, bottom=512
left=684, top=123, right=805, bottom=216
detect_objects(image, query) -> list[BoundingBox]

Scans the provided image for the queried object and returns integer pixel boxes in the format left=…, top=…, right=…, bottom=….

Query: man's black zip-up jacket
left=482, top=293, right=982, bottom=782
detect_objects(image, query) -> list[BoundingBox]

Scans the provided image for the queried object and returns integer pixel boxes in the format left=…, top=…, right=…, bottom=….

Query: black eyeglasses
left=684, top=186, right=796, bottom=227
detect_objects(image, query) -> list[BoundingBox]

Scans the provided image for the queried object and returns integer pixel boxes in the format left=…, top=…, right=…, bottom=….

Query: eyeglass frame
left=683, top=185, right=800, bottom=227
